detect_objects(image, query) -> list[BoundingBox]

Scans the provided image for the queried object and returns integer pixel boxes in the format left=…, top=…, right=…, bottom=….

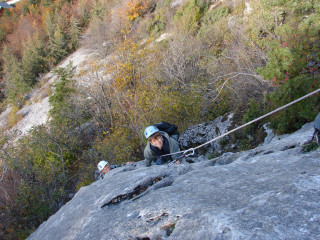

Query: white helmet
left=97, top=160, right=109, bottom=171
left=144, top=126, right=159, bottom=139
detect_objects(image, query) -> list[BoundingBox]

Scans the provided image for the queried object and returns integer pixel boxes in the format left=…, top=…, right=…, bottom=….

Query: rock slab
left=28, top=123, right=320, bottom=240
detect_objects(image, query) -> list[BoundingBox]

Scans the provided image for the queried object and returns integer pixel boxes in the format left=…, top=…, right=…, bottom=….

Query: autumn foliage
left=125, top=0, right=149, bottom=21
left=0, top=0, right=91, bottom=105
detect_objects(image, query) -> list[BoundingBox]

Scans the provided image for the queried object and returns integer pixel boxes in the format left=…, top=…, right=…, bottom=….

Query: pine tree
left=21, top=34, right=49, bottom=87
left=49, top=25, right=68, bottom=65
left=2, top=46, right=30, bottom=104
left=49, top=62, right=75, bottom=124
left=68, top=16, right=81, bottom=51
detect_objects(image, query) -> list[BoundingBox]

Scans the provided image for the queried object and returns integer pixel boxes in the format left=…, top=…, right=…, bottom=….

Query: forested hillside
left=0, top=0, right=319, bottom=239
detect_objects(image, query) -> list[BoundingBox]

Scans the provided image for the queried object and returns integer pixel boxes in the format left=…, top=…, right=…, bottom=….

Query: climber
left=314, top=112, right=320, bottom=146
left=95, top=160, right=132, bottom=180
left=94, top=160, right=111, bottom=180
left=144, top=125, right=182, bottom=167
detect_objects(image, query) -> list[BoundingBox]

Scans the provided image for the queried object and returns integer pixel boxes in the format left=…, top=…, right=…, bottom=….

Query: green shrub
left=147, top=12, right=166, bottom=35
left=49, top=63, right=75, bottom=123
left=302, top=141, right=319, bottom=153
left=261, top=0, right=318, bottom=14
left=0, top=27, right=6, bottom=41
left=206, top=88, right=233, bottom=121
left=92, top=127, right=142, bottom=164
left=198, top=5, right=230, bottom=40
left=256, top=14, right=320, bottom=81
left=242, top=98, right=265, bottom=134
left=252, top=9, right=320, bottom=134
left=161, top=0, right=173, bottom=7
left=202, top=6, right=230, bottom=25
left=266, top=75, right=320, bottom=134
left=7, top=105, right=24, bottom=129
left=173, top=0, right=210, bottom=34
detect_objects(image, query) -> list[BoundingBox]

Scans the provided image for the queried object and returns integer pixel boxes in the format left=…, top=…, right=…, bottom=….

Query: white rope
left=162, top=88, right=320, bottom=158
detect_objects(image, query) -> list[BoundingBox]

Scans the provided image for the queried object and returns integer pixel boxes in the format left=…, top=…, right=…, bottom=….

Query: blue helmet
left=144, top=126, right=159, bottom=139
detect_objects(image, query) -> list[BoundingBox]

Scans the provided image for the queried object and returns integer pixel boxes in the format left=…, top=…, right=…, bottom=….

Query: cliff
left=28, top=122, right=320, bottom=239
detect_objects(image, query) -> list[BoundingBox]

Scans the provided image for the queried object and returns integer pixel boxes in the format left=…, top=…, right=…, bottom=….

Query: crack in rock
left=263, top=150, right=274, bottom=155
left=146, top=212, right=169, bottom=223
left=102, top=176, right=168, bottom=207
left=280, top=145, right=296, bottom=151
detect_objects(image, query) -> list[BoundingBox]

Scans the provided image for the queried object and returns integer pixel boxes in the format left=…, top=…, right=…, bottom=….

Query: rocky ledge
left=28, top=122, right=320, bottom=240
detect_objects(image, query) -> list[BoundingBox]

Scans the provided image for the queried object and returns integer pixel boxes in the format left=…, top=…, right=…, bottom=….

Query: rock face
left=178, top=114, right=234, bottom=154
left=171, top=0, right=184, bottom=8
left=28, top=122, right=320, bottom=240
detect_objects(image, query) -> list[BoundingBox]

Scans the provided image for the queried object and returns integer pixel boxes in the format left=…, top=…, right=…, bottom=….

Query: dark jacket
left=314, top=112, right=320, bottom=131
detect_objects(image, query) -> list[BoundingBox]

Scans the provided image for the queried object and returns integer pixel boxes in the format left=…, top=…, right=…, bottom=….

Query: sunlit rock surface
left=28, top=122, right=320, bottom=240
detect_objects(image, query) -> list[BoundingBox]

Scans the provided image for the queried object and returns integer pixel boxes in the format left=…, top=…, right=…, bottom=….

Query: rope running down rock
left=162, top=88, right=320, bottom=159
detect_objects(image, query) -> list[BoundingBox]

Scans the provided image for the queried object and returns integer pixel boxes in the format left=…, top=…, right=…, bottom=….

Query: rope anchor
left=183, top=148, right=195, bottom=157
left=167, top=148, right=196, bottom=167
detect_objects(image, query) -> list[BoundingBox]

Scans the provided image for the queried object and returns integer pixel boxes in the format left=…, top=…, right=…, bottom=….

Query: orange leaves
left=108, top=38, right=151, bottom=93
left=125, top=0, right=148, bottom=21
left=116, top=0, right=150, bottom=27
left=6, top=14, right=42, bottom=55
left=44, top=6, right=51, bottom=15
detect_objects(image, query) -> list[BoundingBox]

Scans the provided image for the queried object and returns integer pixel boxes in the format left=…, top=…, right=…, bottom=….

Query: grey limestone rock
left=178, top=113, right=234, bottom=153
left=171, top=0, right=184, bottom=8
left=28, top=122, right=320, bottom=240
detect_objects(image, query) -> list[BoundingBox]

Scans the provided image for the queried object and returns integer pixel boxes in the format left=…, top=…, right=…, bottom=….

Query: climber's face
left=102, top=164, right=110, bottom=174
left=148, top=133, right=163, bottom=150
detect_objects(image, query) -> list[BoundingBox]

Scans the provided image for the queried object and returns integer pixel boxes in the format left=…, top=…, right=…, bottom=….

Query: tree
left=68, top=16, right=81, bottom=51
left=106, top=37, right=154, bottom=134
left=160, top=34, right=206, bottom=91
left=206, top=19, right=270, bottom=113
left=173, top=0, right=210, bottom=34
left=250, top=3, right=320, bottom=133
left=77, top=61, right=114, bottom=129
left=49, top=62, right=75, bottom=123
left=21, top=33, right=49, bottom=86
left=0, top=137, right=22, bottom=240
left=48, top=25, right=68, bottom=65
left=2, top=46, right=30, bottom=105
